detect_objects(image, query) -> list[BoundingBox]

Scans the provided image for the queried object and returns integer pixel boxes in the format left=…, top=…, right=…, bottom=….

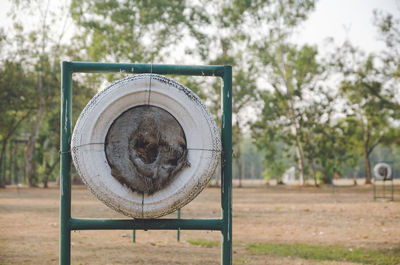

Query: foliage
left=186, top=238, right=220, bottom=248
left=333, top=42, right=400, bottom=183
left=232, top=138, right=265, bottom=180
left=70, top=0, right=210, bottom=63
left=246, top=0, right=317, bottom=185
left=0, top=61, right=36, bottom=187
left=0, top=0, right=94, bottom=187
left=248, top=242, right=400, bottom=265
left=252, top=44, right=338, bottom=184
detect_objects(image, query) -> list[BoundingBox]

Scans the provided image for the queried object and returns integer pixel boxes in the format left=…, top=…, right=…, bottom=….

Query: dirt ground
left=1, top=182, right=399, bottom=264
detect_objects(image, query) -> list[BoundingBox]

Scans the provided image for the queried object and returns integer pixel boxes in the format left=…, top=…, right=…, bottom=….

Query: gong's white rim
left=71, top=74, right=221, bottom=218
left=373, top=163, right=392, bottom=180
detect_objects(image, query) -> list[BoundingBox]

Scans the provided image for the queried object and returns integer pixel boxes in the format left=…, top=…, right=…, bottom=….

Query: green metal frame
left=132, top=208, right=181, bottom=243
left=373, top=161, right=395, bottom=201
left=60, top=62, right=232, bottom=264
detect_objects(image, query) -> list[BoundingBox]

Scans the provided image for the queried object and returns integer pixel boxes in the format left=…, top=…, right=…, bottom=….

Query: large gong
left=71, top=74, right=221, bottom=218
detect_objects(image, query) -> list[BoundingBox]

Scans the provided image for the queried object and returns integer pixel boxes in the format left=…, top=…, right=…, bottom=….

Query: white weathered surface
left=71, top=74, right=221, bottom=218
left=373, top=163, right=392, bottom=180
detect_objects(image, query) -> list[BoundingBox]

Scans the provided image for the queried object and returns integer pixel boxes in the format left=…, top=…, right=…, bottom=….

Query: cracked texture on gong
left=105, top=106, right=190, bottom=194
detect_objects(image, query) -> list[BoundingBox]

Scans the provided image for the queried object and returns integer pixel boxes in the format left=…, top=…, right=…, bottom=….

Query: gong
left=71, top=74, right=221, bottom=218
left=373, top=163, right=392, bottom=180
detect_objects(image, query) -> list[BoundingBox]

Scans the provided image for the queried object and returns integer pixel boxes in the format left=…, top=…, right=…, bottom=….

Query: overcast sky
left=296, top=0, right=400, bottom=54
left=0, top=0, right=399, bottom=55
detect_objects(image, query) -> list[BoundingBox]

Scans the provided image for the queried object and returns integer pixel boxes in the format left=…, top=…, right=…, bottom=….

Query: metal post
left=391, top=178, right=394, bottom=201
left=221, top=66, right=232, bottom=265
left=9, top=141, right=13, bottom=184
left=177, top=209, right=181, bottom=242
left=13, top=141, right=18, bottom=184
left=132, top=228, right=136, bottom=243
left=60, top=62, right=72, bottom=265
left=383, top=179, right=386, bottom=199
left=2, top=141, right=6, bottom=185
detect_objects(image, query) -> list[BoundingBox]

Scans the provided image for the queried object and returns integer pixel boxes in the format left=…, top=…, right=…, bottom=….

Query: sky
left=0, top=0, right=399, bottom=55
left=295, top=0, right=400, bottom=54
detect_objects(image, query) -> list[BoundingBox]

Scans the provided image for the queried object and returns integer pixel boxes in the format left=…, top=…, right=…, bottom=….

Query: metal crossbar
left=60, top=61, right=232, bottom=265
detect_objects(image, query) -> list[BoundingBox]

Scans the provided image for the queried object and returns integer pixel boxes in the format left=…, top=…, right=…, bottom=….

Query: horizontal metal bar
left=70, top=218, right=223, bottom=231
left=67, top=61, right=225, bottom=77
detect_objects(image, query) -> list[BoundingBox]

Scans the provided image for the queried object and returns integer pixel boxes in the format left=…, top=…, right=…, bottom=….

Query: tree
left=194, top=0, right=317, bottom=186
left=0, top=61, right=35, bottom=187
left=70, top=0, right=210, bottom=63
left=242, top=0, right=316, bottom=185
left=208, top=53, right=258, bottom=187
left=252, top=43, right=328, bottom=185
left=1, top=0, right=93, bottom=187
left=374, top=10, right=400, bottom=80
left=336, top=52, right=399, bottom=184
left=5, top=0, right=74, bottom=186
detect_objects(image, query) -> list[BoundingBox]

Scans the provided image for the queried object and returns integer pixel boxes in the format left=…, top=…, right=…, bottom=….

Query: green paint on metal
left=221, top=66, right=232, bottom=265
left=60, top=61, right=72, bottom=265
left=60, top=61, right=232, bottom=265
left=177, top=209, right=181, bottom=242
left=70, top=62, right=225, bottom=76
left=70, top=218, right=222, bottom=230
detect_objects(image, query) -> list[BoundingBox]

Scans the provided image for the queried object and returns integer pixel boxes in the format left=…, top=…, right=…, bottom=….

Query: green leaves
left=70, top=0, right=208, bottom=63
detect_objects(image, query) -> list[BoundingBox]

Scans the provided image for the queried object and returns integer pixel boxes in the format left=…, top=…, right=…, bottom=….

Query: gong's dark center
left=105, top=106, right=189, bottom=194
left=132, top=134, right=159, bottom=164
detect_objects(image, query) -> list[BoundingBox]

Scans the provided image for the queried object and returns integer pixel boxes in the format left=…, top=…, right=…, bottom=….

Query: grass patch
left=248, top=242, right=400, bottom=265
left=186, top=238, right=220, bottom=248
left=234, top=258, right=250, bottom=263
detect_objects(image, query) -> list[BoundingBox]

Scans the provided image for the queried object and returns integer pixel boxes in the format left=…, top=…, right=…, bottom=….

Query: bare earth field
left=1, top=183, right=400, bottom=264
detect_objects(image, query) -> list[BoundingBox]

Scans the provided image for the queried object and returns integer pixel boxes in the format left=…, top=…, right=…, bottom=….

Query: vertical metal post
left=391, top=177, right=394, bottom=201
left=9, top=141, right=13, bottom=184
left=13, top=142, right=18, bottom=184
left=383, top=179, right=386, bottom=199
left=221, top=66, right=232, bottom=265
left=177, top=209, right=181, bottom=242
left=2, top=142, right=6, bottom=185
left=132, top=228, right=136, bottom=243
left=60, top=62, right=72, bottom=265
left=373, top=179, right=376, bottom=200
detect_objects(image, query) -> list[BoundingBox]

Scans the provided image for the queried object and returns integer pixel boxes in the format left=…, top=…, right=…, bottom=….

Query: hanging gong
left=71, top=74, right=221, bottom=218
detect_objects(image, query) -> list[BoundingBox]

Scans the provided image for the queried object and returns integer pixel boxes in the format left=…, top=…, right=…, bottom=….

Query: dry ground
left=1, top=183, right=400, bottom=264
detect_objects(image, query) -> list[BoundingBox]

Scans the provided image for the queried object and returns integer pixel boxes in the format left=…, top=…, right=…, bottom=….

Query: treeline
left=0, top=0, right=399, bottom=188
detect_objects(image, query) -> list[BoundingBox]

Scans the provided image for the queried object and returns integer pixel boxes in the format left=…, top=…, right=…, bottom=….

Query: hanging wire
left=187, top=148, right=222, bottom=152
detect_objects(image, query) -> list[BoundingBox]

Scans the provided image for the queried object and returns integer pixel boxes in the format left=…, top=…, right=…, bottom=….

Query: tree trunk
left=352, top=169, right=357, bottom=186
left=0, top=140, right=7, bottom=188
left=288, top=95, right=305, bottom=185
left=237, top=143, right=243, bottom=188
left=277, top=48, right=305, bottom=185
left=364, top=145, right=372, bottom=184
left=309, top=159, right=317, bottom=186
left=295, top=140, right=305, bottom=185
left=0, top=112, right=31, bottom=186
left=43, top=155, right=60, bottom=188
left=25, top=101, right=45, bottom=187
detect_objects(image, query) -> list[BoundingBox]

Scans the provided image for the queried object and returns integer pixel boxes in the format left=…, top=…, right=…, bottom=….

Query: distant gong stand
left=373, top=162, right=394, bottom=201
left=60, top=62, right=232, bottom=265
